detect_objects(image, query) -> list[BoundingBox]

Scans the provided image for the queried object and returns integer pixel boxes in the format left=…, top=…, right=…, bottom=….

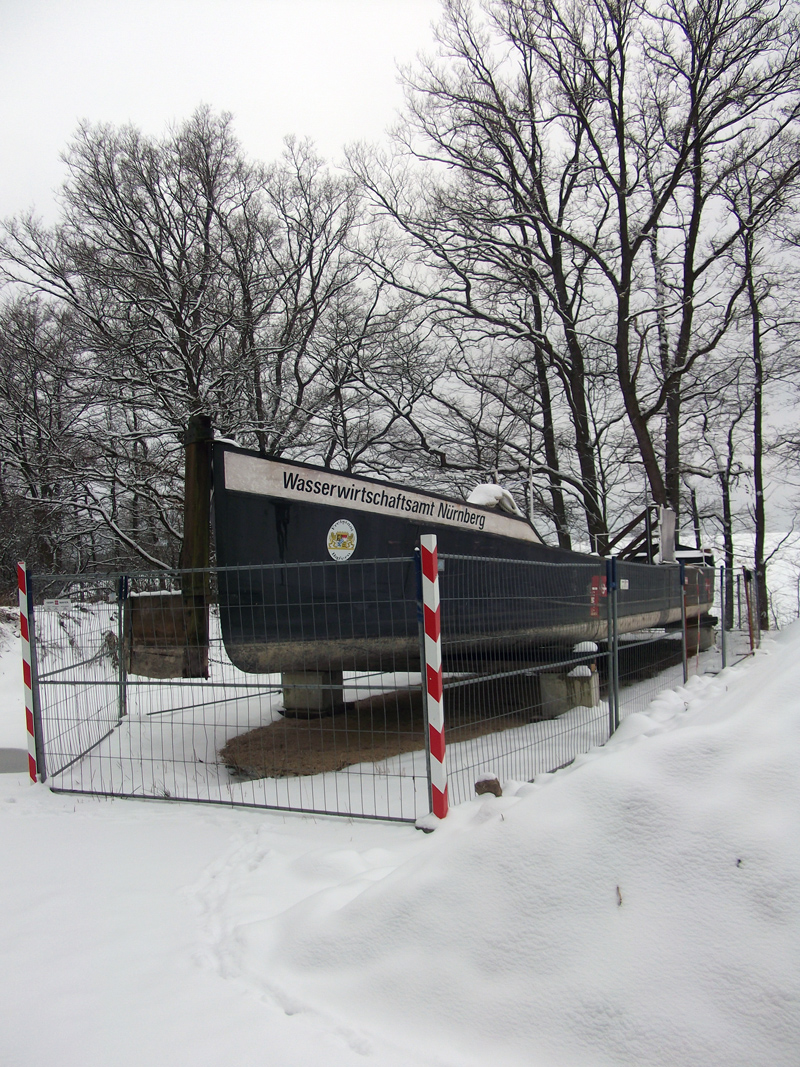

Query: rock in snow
left=474, top=774, right=503, bottom=797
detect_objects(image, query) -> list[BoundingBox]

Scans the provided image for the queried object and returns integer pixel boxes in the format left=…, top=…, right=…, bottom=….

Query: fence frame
left=19, top=550, right=718, bottom=821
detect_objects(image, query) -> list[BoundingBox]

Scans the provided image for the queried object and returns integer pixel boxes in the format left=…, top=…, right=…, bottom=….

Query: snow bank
left=2, top=618, right=799, bottom=1066
left=222, top=630, right=800, bottom=1066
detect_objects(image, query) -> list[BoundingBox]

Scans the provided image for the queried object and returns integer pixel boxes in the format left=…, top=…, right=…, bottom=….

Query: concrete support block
left=568, top=669, right=600, bottom=710
left=540, top=668, right=600, bottom=718
left=281, top=670, right=344, bottom=717
left=698, top=626, right=716, bottom=652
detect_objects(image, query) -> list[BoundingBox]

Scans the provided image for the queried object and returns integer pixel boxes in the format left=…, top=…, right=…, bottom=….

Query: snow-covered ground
left=2, top=613, right=799, bottom=1066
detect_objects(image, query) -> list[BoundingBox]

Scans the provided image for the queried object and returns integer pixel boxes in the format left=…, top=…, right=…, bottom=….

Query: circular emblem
left=327, top=518, right=357, bottom=561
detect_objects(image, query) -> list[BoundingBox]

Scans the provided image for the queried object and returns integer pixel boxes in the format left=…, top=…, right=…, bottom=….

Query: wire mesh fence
left=24, top=550, right=717, bottom=822
left=433, top=555, right=717, bottom=804
left=28, top=562, right=428, bottom=821
left=611, top=559, right=694, bottom=721
left=437, top=555, right=611, bottom=807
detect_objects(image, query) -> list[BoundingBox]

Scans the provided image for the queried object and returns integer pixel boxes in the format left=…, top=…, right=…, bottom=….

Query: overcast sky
left=0, top=0, right=442, bottom=222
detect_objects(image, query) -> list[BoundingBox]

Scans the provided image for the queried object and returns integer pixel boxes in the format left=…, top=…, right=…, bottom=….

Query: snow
left=2, top=616, right=800, bottom=1066
left=574, top=640, right=599, bottom=653
left=567, top=664, right=593, bottom=677
left=466, top=483, right=524, bottom=515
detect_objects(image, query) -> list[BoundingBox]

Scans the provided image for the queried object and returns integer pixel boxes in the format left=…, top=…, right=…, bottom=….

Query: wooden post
left=180, top=414, right=212, bottom=678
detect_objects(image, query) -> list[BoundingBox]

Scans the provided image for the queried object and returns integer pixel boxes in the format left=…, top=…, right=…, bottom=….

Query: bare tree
left=1, top=112, right=420, bottom=565
left=349, top=7, right=613, bottom=548
left=351, top=0, right=800, bottom=546
left=0, top=295, right=89, bottom=579
left=720, top=137, right=800, bottom=627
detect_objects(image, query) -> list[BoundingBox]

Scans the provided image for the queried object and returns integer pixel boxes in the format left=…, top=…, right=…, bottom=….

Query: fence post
left=719, top=565, right=727, bottom=669
left=742, top=567, right=760, bottom=652
left=606, top=557, right=620, bottom=733
left=418, top=535, right=448, bottom=819
left=117, top=576, right=129, bottom=720
left=17, top=563, right=46, bottom=783
left=680, top=561, right=688, bottom=683
left=737, top=572, right=742, bottom=630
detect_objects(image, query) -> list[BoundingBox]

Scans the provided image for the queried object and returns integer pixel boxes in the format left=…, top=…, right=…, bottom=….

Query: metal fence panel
left=30, top=563, right=429, bottom=821
left=26, top=555, right=717, bottom=821
left=612, top=560, right=688, bottom=719
left=435, top=556, right=612, bottom=806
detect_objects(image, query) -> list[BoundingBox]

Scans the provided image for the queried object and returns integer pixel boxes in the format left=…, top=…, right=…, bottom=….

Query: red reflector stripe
left=426, top=664, right=442, bottom=702
left=421, top=545, right=438, bottom=584
left=429, top=725, right=445, bottom=763
left=424, top=603, right=440, bottom=641
left=432, top=784, right=448, bottom=819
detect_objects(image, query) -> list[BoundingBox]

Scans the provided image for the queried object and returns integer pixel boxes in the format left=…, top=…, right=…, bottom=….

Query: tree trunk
left=530, top=317, right=571, bottom=549
left=665, top=382, right=681, bottom=518
left=744, top=234, right=769, bottom=630
left=690, top=487, right=702, bottom=550
left=722, top=478, right=735, bottom=631
left=179, top=413, right=212, bottom=677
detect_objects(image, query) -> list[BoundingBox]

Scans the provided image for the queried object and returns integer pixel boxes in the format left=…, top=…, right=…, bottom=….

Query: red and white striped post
left=17, top=562, right=39, bottom=782
left=420, top=534, right=448, bottom=818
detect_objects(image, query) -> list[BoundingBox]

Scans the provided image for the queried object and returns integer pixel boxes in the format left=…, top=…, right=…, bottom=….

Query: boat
left=212, top=442, right=714, bottom=673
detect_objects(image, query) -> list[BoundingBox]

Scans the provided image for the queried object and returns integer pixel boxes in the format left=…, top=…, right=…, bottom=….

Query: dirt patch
left=219, top=675, right=546, bottom=779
